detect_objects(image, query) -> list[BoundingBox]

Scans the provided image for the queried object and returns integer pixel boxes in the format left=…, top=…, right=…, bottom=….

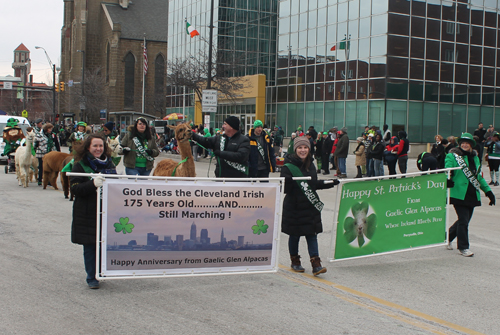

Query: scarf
left=132, top=136, right=154, bottom=162
left=74, top=131, right=85, bottom=141
left=284, top=163, right=324, bottom=212
left=44, top=131, right=54, bottom=152
left=85, top=153, right=117, bottom=174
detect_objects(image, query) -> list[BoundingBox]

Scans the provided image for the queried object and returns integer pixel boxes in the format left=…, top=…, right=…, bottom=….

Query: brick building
left=59, top=0, right=168, bottom=123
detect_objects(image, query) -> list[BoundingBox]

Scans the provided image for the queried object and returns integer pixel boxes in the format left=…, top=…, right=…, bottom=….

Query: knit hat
left=253, top=120, right=263, bottom=128
left=341, top=127, right=347, bottom=133
left=103, top=121, right=115, bottom=131
left=458, top=132, right=476, bottom=147
left=323, top=131, right=328, bottom=135
left=224, top=116, right=240, bottom=131
left=293, top=136, right=311, bottom=152
left=35, top=118, right=43, bottom=124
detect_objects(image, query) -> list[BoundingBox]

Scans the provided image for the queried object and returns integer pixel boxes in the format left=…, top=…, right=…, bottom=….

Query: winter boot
left=290, top=255, right=305, bottom=272
left=310, top=256, right=327, bottom=276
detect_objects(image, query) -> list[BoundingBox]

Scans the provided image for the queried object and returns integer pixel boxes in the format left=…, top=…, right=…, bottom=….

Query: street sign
left=202, top=89, right=218, bottom=106
left=100, top=109, right=107, bottom=120
left=204, top=114, right=210, bottom=128
left=22, top=110, right=28, bottom=118
left=202, top=106, right=217, bottom=113
left=4, top=82, right=12, bottom=90
left=68, top=80, right=74, bottom=87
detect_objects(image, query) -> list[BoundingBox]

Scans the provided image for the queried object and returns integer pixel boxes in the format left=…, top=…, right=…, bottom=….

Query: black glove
left=122, top=147, right=131, bottom=153
left=332, top=179, right=340, bottom=186
left=213, top=150, right=220, bottom=157
left=446, top=179, right=455, bottom=188
left=145, top=149, right=153, bottom=156
left=0, top=153, right=4, bottom=157
left=486, top=191, right=496, bottom=206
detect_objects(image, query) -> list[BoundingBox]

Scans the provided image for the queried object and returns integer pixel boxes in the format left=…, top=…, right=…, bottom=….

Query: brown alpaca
left=153, top=122, right=196, bottom=177
left=42, top=151, right=72, bottom=189
left=60, top=155, right=74, bottom=200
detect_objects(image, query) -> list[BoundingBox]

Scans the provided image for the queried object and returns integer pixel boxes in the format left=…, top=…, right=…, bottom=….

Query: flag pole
left=142, top=34, right=146, bottom=114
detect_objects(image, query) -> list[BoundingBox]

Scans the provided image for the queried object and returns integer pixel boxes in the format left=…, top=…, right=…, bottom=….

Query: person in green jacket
left=286, top=132, right=297, bottom=156
left=445, top=132, right=495, bottom=257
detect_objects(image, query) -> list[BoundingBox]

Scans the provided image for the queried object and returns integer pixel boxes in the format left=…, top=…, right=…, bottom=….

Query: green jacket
left=445, top=148, right=491, bottom=201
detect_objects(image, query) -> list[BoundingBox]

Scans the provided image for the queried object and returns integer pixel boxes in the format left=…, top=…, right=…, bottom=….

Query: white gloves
left=93, top=176, right=105, bottom=188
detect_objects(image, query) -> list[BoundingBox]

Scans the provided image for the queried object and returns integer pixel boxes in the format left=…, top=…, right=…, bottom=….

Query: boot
left=310, top=256, right=327, bottom=276
left=290, top=255, right=305, bottom=272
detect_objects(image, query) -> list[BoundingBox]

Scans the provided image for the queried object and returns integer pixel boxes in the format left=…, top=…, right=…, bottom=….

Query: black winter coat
left=280, top=155, right=334, bottom=236
left=70, top=156, right=115, bottom=245
left=247, top=129, right=276, bottom=176
left=193, top=132, right=250, bottom=178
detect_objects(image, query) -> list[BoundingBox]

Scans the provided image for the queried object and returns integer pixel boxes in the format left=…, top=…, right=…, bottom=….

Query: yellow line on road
left=278, top=264, right=483, bottom=335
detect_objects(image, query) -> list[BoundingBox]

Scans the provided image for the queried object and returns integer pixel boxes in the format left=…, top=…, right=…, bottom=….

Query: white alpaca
left=15, top=130, right=36, bottom=188
left=107, top=137, right=122, bottom=165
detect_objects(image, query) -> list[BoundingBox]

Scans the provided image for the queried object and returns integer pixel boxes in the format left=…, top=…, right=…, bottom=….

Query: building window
left=124, top=52, right=135, bottom=108
left=154, top=54, right=166, bottom=111
left=106, top=43, right=110, bottom=82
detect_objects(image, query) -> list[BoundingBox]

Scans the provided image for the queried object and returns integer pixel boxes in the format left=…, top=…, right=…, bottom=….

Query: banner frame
left=67, top=174, right=295, bottom=280
left=327, top=168, right=460, bottom=262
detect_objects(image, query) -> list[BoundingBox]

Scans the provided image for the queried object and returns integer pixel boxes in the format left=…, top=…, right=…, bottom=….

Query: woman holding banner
left=445, top=132, right=495, bottom=257
left=70, top=134, right=117, bottom=289
left=281, top=136, right=339, bottom=276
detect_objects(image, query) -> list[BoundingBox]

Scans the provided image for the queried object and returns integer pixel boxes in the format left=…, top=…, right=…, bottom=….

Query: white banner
left=99, top=179, right=282, bottom=279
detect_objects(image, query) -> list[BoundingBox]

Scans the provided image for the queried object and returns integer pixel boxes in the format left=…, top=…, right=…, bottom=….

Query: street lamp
left=35, top=46, right=56, bottom=122
left=77, top=50, right=85, bottom=122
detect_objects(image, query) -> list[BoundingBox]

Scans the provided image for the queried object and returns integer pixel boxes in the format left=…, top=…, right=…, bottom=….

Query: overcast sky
left=0, top=0, right=64, bottom=85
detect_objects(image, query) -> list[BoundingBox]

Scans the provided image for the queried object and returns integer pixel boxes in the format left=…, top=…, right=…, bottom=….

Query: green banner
left=334, top=173, right=447, bottom=260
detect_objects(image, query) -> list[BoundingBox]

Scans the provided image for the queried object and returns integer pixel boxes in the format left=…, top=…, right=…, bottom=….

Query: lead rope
left=190, top=139, right=221, bottom=177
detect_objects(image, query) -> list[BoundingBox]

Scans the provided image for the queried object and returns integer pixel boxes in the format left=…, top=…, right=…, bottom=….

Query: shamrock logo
left=344, top=201, right=377, bottom=247
left=114, top=217, right=135, bottom=234
left=251, top=219, right=269, bottom=235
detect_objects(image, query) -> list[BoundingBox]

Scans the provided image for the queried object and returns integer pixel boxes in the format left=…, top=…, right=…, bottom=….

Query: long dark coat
left=280, top=155, right=334, bottom=236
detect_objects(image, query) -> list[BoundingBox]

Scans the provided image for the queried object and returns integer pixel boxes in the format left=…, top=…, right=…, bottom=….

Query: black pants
left=322, top=154, right=330, bottom=173
left=421, top=156, right=437, bottom=171
left=38, top=157, right=44, bottom=183
left=398, top=155, right=408, bottom=174
left=449, top=205, right=475, bottom=250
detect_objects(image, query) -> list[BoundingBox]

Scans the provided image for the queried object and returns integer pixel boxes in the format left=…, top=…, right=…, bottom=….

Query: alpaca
left=153, top=122, right=196, bottom=177
left=15, top=130, right=36, bottom=188
left=29, top=155, right=38, bottom=183
left=42, top=151, right=72, bottom=189
left=107, top=136, right=122, bottom=167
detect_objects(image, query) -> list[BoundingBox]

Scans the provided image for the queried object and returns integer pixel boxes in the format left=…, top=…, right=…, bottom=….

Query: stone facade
left=59, top=0, right=167, bottom=122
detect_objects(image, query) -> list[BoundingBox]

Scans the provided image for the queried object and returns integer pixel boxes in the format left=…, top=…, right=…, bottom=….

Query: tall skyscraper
left=147, top=233, right=159, bottom=246
left=200, top=229, right=209, bottom=244
left=238, top=236, right=245, bottom=247
left=220, top=228, right=226, bottom=245
left=190, top=222, right=197, bottom=241
left=176, top=235, right=184, bottom=251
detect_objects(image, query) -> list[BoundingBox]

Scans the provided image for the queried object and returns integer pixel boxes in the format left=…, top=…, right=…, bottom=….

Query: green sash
left=132, top=137, right=154, bottom=162
left=284, top=163, right=324, bottom=212
left=453, top=153, right=481, bottom=191
left=220, top=136, right=248, bottom=175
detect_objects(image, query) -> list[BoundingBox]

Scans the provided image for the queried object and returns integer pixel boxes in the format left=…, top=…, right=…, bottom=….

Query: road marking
left=278, top=264, right=484, bottom=335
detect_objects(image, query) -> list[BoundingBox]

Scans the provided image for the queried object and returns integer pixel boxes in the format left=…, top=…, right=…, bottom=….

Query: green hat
left=458, top=132, right=476, bottom=147
left=78, top=121, right=87, bottom=127
left=323, top=131, right=328, bottom=135
left=253, top=120, right=263, bottom=128
left=297, top=126, right=302, bottom=131
left=6, top=118, right=19, bottom=128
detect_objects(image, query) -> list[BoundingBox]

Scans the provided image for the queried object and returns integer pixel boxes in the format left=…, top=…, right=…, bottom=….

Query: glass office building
left=273, top=0, right=500, bottom=142
left=166, top=0, right=278, bottom=126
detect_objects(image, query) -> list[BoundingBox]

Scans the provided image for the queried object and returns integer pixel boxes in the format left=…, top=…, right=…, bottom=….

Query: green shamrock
left=343, top=201, right=377, bottom=247
left=114, top=217, right=135, bottom=234
left=252, top=219, right=269, bottom=235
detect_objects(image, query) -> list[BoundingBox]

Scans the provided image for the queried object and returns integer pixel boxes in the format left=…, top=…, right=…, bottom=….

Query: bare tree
left=59, top=67, right=108, bottom=124
left=167, top=41, right=250, bottom=104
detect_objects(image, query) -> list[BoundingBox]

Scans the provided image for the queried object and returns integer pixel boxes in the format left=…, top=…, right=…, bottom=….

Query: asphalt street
left=1, top=149, right=499, bottom=334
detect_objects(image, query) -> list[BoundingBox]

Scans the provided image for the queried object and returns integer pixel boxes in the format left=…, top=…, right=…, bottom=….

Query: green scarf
left=284, top=163, right=324, bottom=212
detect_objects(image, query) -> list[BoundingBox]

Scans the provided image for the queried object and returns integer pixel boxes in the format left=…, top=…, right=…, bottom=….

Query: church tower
left=13, top=43, right=31, bottom=84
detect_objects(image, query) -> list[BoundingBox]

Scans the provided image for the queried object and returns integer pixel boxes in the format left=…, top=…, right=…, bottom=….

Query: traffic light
left=60, top=82, right=65, bottom=92
left=55, top=113, right=60, bottom=122
left=55, top=83, right=59, bottom=92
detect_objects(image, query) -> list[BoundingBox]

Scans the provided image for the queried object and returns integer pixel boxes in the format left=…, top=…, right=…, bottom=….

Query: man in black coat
left=322, top=132, right=333, bottom=175
left=247, top=120, right=276, bottom=178
left=192, top=116, right=250, bottom=178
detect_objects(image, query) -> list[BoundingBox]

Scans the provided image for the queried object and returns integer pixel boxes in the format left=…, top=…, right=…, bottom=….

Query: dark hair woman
left=445, top=132, right=495, bottom=257
left=119, top=117, right=159, bottom=176
left=34, top=122, right=61, bottom=186
left=280, top=136, right=339, bottom=276
left=70, top=134, right=116, bottom=289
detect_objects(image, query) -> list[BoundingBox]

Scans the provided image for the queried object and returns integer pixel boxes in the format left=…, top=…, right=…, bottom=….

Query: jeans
left=366, top=158, right=374, bottom=177
left=83, top=244, right=97, bottom=284
left=338, top=157, right=346, bottom=175
left=449, top=205, right=475, bottom=250
left=288, top=234, right=319, bottom=257
left=373, top=159, right=384, bottom=176
left=125, top=166, right=151, bottom=176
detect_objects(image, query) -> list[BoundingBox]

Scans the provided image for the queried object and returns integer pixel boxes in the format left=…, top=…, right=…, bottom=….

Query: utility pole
left=52, top=64, right=56, bottom=122
left=77, top=50, right=85, bottom=122
left=204, top=0, right=215, bottom=126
